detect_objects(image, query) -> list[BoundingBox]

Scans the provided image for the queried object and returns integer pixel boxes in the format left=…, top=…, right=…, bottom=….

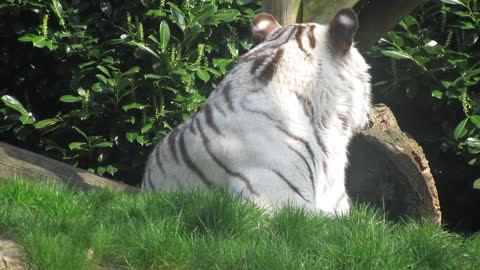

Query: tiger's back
left=142, top=9, right=371, bottom=215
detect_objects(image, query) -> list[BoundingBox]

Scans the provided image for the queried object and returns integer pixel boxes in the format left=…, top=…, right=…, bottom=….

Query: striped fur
left=142, top=9, right=371, bottom=216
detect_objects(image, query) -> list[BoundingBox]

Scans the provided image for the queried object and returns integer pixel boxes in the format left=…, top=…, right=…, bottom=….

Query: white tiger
left=142, top=8, right=371, bottom=215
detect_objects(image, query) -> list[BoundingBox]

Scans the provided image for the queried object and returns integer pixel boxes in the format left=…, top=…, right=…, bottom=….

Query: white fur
left=142, top=21, right=371, bottom=216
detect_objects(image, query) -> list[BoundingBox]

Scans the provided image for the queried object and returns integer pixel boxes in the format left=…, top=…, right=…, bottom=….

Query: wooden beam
left=262, top=0, right=302, bottom=25
left=302, top=0, right=359, bottom=24
left=0, top=142, right=139, bottom=193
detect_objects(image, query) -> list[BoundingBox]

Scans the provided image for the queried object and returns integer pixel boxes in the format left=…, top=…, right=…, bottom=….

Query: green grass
left=1, top=179, right=479, bottom=270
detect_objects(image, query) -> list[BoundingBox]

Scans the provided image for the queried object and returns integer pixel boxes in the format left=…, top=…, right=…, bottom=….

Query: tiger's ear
left=328, top=8, right=358, bottom=55
left=251, top=13, right=281, bottom=45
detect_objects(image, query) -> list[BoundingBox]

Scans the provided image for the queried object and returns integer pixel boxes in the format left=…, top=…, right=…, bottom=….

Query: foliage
left=1, top=179, right=480, bottom=269
left=0, top=0, right=260, bottom=184
left=368, top=0, right=480, bottom=188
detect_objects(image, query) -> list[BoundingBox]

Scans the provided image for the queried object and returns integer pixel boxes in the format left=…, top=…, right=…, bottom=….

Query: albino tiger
left=142, top=8, right=371, bottom=215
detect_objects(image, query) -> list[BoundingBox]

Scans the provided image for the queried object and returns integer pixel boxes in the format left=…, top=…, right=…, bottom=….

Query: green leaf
left=34, top=118, right=60, bottom=129
left=123, top=66, right=140, bottom=76
left=60, top=95, right=81, bottom=103
left=454, top=118, right=469, bottom=139
left=441, top=0, right=466, bottom=6
left=93, top=141, right=113, bottom=148
left=1, top=95, right=29, bottom=115
left=210, top=9, right=240, bottom=24
left=141, top=124, right=152, bottom=134
left=432, top=90, right=443, bottom=99
left=97, top=65, right=110, bottom=77
left=144, top=73, right=163, bottom=79
left=170, top=3, right=186, bottom=31
left=474, top=178, right=480, bottom=189
left=129, top=41, right=160, bottom=58
left=469, top=115, right=480, bottom=128
left=19, top=115, right=35, bottom=125
left=159, top=20, right=170, bottom=51
left=18, top=34, right=37, bottom=42
left=192, top=4, right=217, bottom=23
left=122, top=103, right=145, bottom=111
left=79, top=61, right=96, bottom=69
left=136, top=135, right=146, bottom=145
left=106, top=165, right=118, bottom=175
left=381, top=50, right=411, bottom=60
left=213, top=58, right=233, bottom=74
left=96, top=74, right=110, bottom=85
left=69, top=142, right=86, bottom=150
left=196, top=68, right=210, bottom=82
left=146, top=9, right=167, bottom=17
left=126, top=132, right=137, bottom=142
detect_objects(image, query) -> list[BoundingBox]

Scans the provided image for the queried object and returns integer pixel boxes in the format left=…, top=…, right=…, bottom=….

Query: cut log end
left=347, top=104, right=441, bottom=224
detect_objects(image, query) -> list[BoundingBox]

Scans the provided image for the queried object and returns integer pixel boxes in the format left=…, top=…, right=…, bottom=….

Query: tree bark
left=354, top=0, right=429, bottom=52
left=261, top=0, right=302, bottom=25
left=263, top=0, right=428, bottom=52
left=0, top=142, right=139, bottom=193
left=347, top=104, right=441, bottom=224
left=302, top=0, right=360, bottom=24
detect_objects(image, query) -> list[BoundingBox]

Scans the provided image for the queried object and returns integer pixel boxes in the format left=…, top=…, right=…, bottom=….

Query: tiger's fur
left=142, top=9, right=371, bottom=215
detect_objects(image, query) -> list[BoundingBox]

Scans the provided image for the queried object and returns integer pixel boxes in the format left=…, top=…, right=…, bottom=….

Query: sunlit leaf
left=1, top=95, right=29, bottom=115
left=381, top=50, right=411, bottom=60
left=159, top=20, right=170, bottom=50
left=454, top=118, right=469, bottom=139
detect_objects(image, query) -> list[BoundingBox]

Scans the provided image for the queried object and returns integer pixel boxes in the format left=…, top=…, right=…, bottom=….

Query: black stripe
left=240, top=98, right=280, bottom=124
left=178, top=128, right=212, bottom=187
left=307, top=25, right=316, bottom=49
left=275, top=125, right=316, bottom=167
left=168, top=128, right=179, bottom=164
left=259, top=48, right=285, bottom=84
left=143, top=169, right=154, bottom=190
left=295, top=25, right=307, bottom=54
left=196, top=118, right=258, bottom=196
left=213, top=103, right=227, bottom=117
left=222, top=81, right=235, bottom=112
left=296, top=93, right=314, bottom=121
left=272, top=169, right=310, bottom=203
left=288, top=145, right=315, bottom=193
left=154, top=146, right=166, bottom=176
left=250, top=54, right=270, bottom=75
left=204, top=103, right=221, bottom=135
left=314, top=130, right=327, bottom=157
left=338, top=114, right=350, bottom=131
left=242, top=26, right=297, bottom=61
left=269, top=26, right=291, bottom=41
left=189, top=118, right=197, bottom=135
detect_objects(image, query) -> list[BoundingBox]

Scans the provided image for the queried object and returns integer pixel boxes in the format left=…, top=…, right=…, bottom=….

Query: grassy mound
left=1, top=179, right=479, bottom=269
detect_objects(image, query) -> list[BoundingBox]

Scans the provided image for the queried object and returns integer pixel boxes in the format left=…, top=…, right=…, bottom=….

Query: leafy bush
left=0, top=0, right=260, bottom=184
left=368, top=0, right=480, bottom=189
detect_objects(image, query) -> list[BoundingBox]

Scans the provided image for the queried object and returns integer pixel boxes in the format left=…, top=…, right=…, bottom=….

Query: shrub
left=368, top=0, right=480, bottom=189
left=0, top=0, right=260, bottom=184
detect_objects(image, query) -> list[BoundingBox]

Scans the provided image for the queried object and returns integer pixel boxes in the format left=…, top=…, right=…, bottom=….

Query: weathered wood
left=354, top=0, right=429, bottom=52
left=302, top=0, right=360, bottom=24
left=0, top=142, right=139, bottom=193
left=262, top=0, right=302, bottom=25
left=347, top=104, right=441, bottom=224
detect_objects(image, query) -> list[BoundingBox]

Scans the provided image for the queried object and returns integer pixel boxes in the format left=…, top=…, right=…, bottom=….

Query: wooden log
left=347, top=104, right=441, bottom=224
left=354, top=0, right=429, bottom=52
left=0, top=142, right=139, bottom=193
left=302, top=0, right=360, bottom=24
left=262, top=0, right=302, bottom=25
